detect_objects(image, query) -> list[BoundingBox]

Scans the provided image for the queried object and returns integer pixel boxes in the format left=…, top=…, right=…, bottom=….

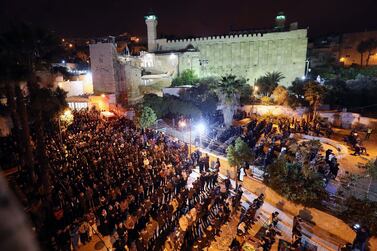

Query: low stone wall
left=241, top=105, right=306, bottom=118
left=240, top=105, right=377, bottom=129
left=298, top=134, right=349, bottom=159
left=192, top=145, right=377, bottom=250
left=242, top=177, right=355, bottom=244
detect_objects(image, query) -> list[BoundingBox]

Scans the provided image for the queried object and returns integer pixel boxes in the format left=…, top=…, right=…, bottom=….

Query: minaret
left=275, top=12, right=286, bottom=31
left=144, top=13, right=158, bottom=52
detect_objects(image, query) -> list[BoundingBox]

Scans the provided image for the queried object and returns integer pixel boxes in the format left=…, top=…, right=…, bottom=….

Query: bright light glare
left=101, top=94, right=106, bottom=98
left=178, top=120, right=187, bottom=128
left=60, top=109, right=74, bottom=126
left=61, top=60, right=66, bottom=64
left=86, top=72, right=92, bottom=81
left=301, top=76, right=306, bottom=80
left=63, top=109, right=72, bottom=116
left=195, top=122, right=206, bottom=134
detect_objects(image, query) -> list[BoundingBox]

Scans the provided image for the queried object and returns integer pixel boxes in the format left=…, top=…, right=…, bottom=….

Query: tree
left=266, top=158, right=328, bottom=206
left=287, top=78, right=308, bottom=108
left=212, top=75, right=248, bottom=127
left=139, top=106, right=157, bottom=129
left=171, top=69, right=199, bottom=87
left=365, top=159, right=377, bottom=200
left=143, top=94, right=167, bottom=118
left=303, top=81, right=326, bottom=121
left=323, top=78, right=349, bottom=108
left=357, top=40, right=369, bottom=67
left=226, top=137, right=253, bottom=188
left=179, top=78, right=219, bottom=117
left=0, top=23, right=63, bottom=183
left=256, top=71, right=285, bottom=97
left=365, top=38, right=377, bottom=67
left=272, top=85, right=289, bottom=105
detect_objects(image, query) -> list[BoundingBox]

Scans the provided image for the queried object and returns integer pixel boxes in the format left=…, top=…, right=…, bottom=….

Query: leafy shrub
left=265, top=158, right=328, bottom=207
left=339, top=197, right=377, bottom=235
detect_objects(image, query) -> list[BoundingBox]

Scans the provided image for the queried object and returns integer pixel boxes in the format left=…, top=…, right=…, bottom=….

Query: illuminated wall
left=89, top=42, right=119, bottom=93
left=155, top=29, right=308, bottom=86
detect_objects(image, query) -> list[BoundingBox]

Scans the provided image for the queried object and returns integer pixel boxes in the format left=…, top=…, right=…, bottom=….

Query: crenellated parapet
left=164, top=32, right=268, bottom=44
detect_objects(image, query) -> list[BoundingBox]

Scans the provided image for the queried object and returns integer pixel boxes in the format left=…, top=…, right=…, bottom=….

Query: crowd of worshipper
left=12, top=109, right=244, bottom=251
left=206, top=115, right=334, bottom=157
left=229, top=117, right=340, bottom=182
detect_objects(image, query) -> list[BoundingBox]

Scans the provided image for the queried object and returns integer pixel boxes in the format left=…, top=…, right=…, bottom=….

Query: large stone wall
left=89, top=42, right=119, bottom=94
left=156, top=29, right=307, bottom=86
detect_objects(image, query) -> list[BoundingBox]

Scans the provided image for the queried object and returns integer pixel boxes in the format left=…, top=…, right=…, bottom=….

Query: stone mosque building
left=89, top=13, right=308, bottom=105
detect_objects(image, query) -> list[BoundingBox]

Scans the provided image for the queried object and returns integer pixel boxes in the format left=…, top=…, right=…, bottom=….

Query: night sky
left=1, top=0, right=376, bottom=39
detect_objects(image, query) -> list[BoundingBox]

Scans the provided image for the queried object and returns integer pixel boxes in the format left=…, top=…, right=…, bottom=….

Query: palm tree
left=255, top=71, right=285, bottom=97
left=213, top=75, right=247, bottom=127
left=365, top=38, right=377, bottom=67
left=303, top=81, right=326, bottom=122
left=357, top=40, right=369, bottom=67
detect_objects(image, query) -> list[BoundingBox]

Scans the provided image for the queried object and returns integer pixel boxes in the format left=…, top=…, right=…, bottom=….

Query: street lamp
left=195, top=122, right=206, bottom=148
left=179, top=119, right=192, bottom=155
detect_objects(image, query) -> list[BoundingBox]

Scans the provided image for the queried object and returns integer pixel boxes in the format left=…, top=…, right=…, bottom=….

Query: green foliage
left=287, top=79, right=308, bottom=108
left=143, top=94, right=202, bottom=120
left=239, top=84, right=253, bottom=105
left=357, top=39, right=377, bottom=66
left=303, top=81, right=326, bottom=120
left=365, top=159, right=377, bottom=180
left=179, top=78, right=219, bottom=116
left=340, top=197, right=377, bottom=235
left=260, top=96, right=273, bottom=105
left=272, top=85, right=288, bottom=105
left=256, top=71, right=285, bottom=97
left=171, top=69, right=199, bottom=87
left=323, top=79, right=349, bottom=108
left=139, top=106, right=157, bottom=128
left=266, top=158, right=328, bottom=206
left=143, top=94, right=167, bottom=118
left=313, top=65, right=377, bottom=81
left=210, top=75, right=249, bottom=127
left=215, top=75, right=248, bottom=104
left=226, top=137, right=253, bottom=168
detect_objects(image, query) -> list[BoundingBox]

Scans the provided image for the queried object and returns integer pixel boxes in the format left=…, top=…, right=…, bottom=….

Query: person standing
left=79, top=219, right=90, bottom=245
left=353, top=226, right=370, bottom=251
left=69, top=223, right=80, bottom=251
left=204, top=154, right=210, bottom=172
left=365, top=128, right=373, bottom=140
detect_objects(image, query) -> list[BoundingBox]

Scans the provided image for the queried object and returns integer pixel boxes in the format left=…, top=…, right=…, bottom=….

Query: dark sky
left=1, top=0, right=376, bottom=39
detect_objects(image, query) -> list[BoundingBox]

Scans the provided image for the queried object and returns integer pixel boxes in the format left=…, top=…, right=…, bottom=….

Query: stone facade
left=89, top=42, right=120, bottom=94
left=149, top=20, right=308, bottom=86
left=89, top=15, right=308, bottom=105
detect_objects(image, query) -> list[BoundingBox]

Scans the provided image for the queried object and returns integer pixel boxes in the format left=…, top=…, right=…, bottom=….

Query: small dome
left=185, top=44, right=197, bottom=51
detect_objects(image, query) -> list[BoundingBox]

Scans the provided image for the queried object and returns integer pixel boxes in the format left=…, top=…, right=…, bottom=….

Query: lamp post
left=195, top=122, right=206, bottom=149
left=179, top=119, right=192, bottom=155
